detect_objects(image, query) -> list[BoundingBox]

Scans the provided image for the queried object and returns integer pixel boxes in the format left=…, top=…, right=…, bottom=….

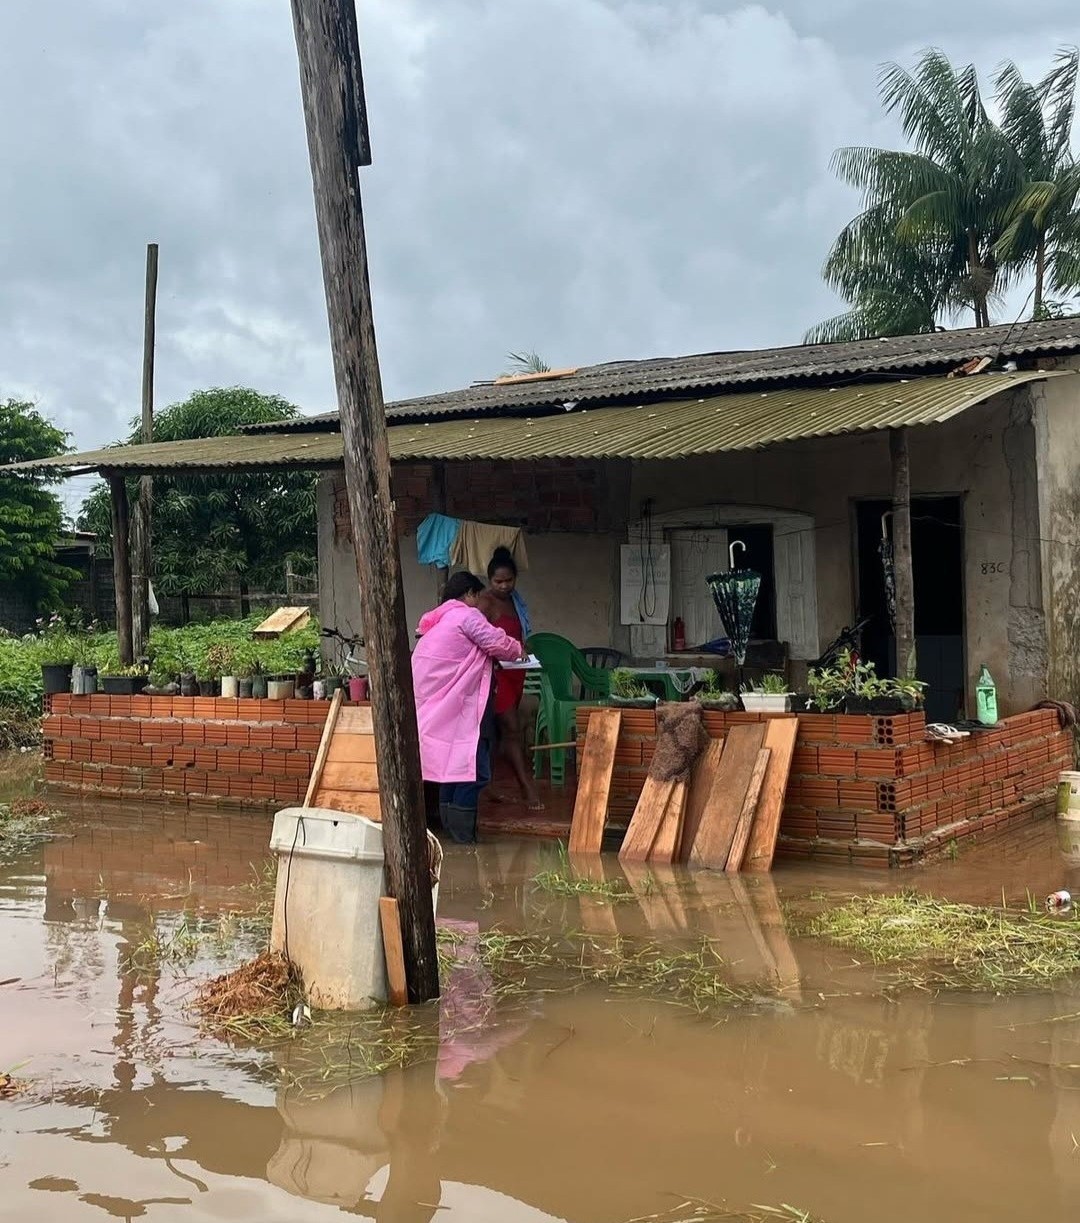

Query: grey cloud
left=0, top=0, right=1074, bottom=479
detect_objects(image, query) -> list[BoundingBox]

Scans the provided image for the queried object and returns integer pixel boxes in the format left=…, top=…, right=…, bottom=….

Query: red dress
left=492, top=606, right=525, bottom=715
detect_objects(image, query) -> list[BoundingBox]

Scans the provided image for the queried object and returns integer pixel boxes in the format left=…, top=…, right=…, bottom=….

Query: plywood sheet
left=569, top=709, right=622, bottom=855
left=743, top=717, right=799, bottom=873
left=688, top=723, right=766, bottom=869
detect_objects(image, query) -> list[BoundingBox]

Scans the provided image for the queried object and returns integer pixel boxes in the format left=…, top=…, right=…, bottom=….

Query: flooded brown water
left=5, top=761, right=1080, bottom=1221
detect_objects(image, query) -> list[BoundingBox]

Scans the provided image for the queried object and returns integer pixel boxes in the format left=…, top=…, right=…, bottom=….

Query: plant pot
left=347, top=676, right=369, bottom=702
left=789, top=694, right=809, bottom=713
left=742, top=693, right=792, bottom=713
left=198, top=679, right=219, bottom=697
left=75, top=665, right=98, bottom=695
left=694, top=697, right=739, bottom=712
left=296, top=684, right=314, bottom=700
left=869, top=696, right=905, bottom=715
left=251, top=675, right=269, bottom=699
left=41, top=662, right=74, bottom=696
left=844, top=696, right=871, bottom=714
left=238, top=678, right=254, bottom=699
left=220, top=676, right=239, bottom=699
left=611, top=695, right=658, bottom=709
left=324, top=676, right=344, bottom=697
left=313, top=680, right=327, bottom=700
left=180, top=672, right=198, bottom=698
left=267, top=678, right=295, bottom=700
left=100, top=674, right=148, bottom=696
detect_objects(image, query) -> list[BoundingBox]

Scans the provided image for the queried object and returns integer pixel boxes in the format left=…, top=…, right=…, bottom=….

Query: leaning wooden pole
left=889, top=427, right=916, bottom=679
left=290, top=0, right=439, bottom=1001
left=108, top=473, right=134, bottom=667
left=131, top=242, right=158, bottom=658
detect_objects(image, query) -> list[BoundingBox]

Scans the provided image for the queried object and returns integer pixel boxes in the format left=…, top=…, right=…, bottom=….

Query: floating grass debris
left=804, top=891, right=1080, bottom=991
left=0, top=1069, right=28, bottom=1099
left=532, top=843, right=636, bottom=902
left=624, top=1199, right=824, bottom=1223
left=124, top=916, right=202, bottom=974
left=193, top=950, right=306, bottom=1039
left=0, top=798, right=57, bottom=856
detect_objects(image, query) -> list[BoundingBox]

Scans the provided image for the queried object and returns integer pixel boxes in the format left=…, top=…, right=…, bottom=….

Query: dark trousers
left=439, top=738, right=492, bottom=844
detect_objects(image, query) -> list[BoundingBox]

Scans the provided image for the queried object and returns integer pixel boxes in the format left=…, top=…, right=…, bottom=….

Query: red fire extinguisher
left=672, top=617, right=686, bottom=653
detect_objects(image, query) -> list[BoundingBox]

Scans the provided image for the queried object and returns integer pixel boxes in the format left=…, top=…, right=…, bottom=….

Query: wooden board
left=679, top=738, right=725, bottom=861
left=618, top=774, right=678, bottom=863
left=252, top=606, right=312, bottom=638
left=303, top=688, right=343, bottom=807
left=725, top=748, right=771, bottom=872
left=688, top=723, right=766, bottom=870
left=305, top=693, right=381, bottom=819
left=649, top=780, right=687, bottom=864
left=568, top=709, right=622, bottom=854
left=742, top=717, right=799, bottom=874
left=379, top=897, right=408, bottom=1006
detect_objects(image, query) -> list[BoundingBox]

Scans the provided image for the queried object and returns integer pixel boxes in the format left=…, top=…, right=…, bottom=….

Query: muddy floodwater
left=5, top=769, right=1080, bottom=1220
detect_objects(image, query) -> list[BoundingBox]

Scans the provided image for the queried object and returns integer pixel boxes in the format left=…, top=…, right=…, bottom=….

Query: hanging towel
left=452, top=520, right=529, bottom=578
left=511, top=589, right=532, bottom=640
left=416, top=513, right=462, bottom=569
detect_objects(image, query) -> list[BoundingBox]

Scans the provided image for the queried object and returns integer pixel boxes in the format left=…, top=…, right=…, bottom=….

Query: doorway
left=855, top=497, right=965, bottom=723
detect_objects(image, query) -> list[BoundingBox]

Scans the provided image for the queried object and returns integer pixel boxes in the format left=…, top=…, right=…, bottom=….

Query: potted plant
left=251, top=658, right=269, bottom=700
left=71, top=632, right=98, bottom=696
left=693, top=672, right=739, bottom=711
left=807, top=660, right=846, bottom=712
left=741, top=672, right=794, bottom=713
left=206, top=643, right=237, bottom=698
left=99, top=662, right=150, bottom=696
left=610, top=668, right=658, bottom=708
left=36, top=614, right=77, bottom=695
left=880, top=676, right=927, bottom=713
left=234, top=644, right=257, bottom=699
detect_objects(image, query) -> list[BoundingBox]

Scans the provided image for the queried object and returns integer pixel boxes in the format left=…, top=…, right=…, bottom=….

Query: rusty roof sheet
left=6, top=371, right=1064, bottom=475
left=247, top=317, right=1080, bottom=430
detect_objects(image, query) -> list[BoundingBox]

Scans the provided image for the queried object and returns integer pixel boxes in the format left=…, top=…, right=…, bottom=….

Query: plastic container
left=976, top=665, right=998, bottom=726
left=267, top=677, right=295, bottom=700
left=220, top=675, right=239, bottom=698
left=269, top=810, right=441, bottom=1010
left=348, top=676, right=369, bottom=702
left=1056, top=771, right=1080, bottom=817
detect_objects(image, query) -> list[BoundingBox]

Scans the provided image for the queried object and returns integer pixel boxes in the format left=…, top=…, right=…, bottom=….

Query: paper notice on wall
left=620, top=543, right=670, bottom=626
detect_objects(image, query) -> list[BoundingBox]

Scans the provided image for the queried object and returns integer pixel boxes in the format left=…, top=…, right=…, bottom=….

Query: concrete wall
left=317, top=377, right=1080, bottom=713
left=1034, top=367, right=1080, bottom=706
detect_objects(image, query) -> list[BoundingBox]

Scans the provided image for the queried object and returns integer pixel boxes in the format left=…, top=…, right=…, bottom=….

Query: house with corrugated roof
left=13, top=317, right=1080, bottom=722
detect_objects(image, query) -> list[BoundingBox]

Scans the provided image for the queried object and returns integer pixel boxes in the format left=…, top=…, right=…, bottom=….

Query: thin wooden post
left=132, top=242, right=158, bottom=658
left=108, top=473, right=134, bottom=666
left=431, top=462, right=449, bottom=592
left=290, top=0, right=439, bottom=1002
left=890, top=427, right=916, bottom=679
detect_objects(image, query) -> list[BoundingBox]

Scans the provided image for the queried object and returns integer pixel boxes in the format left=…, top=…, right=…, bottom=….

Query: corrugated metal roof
left=6, top=371, right=1064, bottom=474
left=247, top=317, right=1080, bottom=430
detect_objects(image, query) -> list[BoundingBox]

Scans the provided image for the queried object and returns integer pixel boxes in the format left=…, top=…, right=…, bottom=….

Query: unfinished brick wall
left=42, top=693, right=332, bottom=810
left=333, top=460, right=611, bottom=541
left=577, top=707, right=1074, bottom=867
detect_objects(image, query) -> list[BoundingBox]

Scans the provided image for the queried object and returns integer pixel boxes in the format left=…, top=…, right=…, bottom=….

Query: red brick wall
left=577, top=707, right=1074, bottom=867
left=334, top=460, right=612, bottom=541
left=42, top=693, right=333, bottom=810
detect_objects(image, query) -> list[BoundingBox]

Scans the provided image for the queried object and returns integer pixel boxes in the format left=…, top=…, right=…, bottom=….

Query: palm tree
left=994, top=48, right=1080, bottom=314
left=811, top=49, right=1024, bottom=339
left=504, top=350, right=551, bottom=375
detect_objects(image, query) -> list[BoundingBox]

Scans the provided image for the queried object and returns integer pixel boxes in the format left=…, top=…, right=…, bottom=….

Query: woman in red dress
left=487, top=547, right=543, bottom=810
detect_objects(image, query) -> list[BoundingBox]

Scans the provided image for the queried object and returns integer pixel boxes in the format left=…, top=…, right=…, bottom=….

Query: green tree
left=810, top=48, right=1029, bottom=339
left=994, top=48, right=1080, bottom=314
left=0, top=399, right=74, bottom=609
left=79, top=388, right=317, bottom=618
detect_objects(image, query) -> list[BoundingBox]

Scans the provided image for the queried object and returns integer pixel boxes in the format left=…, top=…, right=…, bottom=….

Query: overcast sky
left=1, top=0, right=1076, bottom=489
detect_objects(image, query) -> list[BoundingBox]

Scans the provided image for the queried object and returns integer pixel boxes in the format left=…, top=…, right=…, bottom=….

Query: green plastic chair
left=527, top=633, right=613, bottom=784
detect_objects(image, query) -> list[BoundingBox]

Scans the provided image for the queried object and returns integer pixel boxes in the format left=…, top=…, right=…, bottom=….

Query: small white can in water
left=1046, top=889, right=1072, bottom=911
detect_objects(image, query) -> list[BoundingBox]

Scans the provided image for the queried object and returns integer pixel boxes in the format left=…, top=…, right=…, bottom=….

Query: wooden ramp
left=304, top=690, right=381, bottom=819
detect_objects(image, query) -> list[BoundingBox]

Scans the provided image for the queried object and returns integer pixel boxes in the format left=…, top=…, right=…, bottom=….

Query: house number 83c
left=981, top=561, right=1007, bottom=575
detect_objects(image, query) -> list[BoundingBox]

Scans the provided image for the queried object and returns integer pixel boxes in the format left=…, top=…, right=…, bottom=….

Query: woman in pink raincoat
left=412, top=572, right=525, bottom=843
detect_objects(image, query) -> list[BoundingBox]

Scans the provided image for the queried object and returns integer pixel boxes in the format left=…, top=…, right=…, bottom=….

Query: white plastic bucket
left=1056, top=771, right=1080, bottom=817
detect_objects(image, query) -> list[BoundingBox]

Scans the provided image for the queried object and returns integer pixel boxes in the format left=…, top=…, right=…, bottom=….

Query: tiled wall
left=577, top=707, right=1074, bottom=867
left=42, top=693, right=332, bottom=809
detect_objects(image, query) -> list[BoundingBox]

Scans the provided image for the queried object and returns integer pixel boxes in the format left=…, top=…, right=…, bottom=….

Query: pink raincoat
left=412, top=601, right=522, bottom=783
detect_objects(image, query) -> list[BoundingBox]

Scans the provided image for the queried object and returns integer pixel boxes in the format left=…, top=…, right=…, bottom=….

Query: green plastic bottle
left=976, top=665, right=998, bottom=726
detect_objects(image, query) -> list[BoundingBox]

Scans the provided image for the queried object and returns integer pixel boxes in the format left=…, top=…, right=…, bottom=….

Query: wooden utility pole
left=290, top=0, right=439, bottom=1001
left=108, top=473, right=134, bottom=666
left=131, top=243, right=158, bottom=658
left=889, top=428, right=916, bottom=679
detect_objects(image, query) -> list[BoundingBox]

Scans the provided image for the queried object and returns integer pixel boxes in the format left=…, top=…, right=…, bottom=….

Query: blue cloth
left=416, top=513, right=461, bottom=568
left=512, top=589, right=532, bottom=640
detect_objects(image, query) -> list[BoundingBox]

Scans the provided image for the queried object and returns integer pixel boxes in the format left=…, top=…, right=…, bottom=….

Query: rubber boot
left=441, top=803, right=477, bottom=844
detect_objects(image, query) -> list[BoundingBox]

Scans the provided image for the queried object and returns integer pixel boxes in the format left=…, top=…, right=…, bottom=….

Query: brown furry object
left=1036, top=699, right=1078, bottom=729
left=648, top=702, right=709, bottom=783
